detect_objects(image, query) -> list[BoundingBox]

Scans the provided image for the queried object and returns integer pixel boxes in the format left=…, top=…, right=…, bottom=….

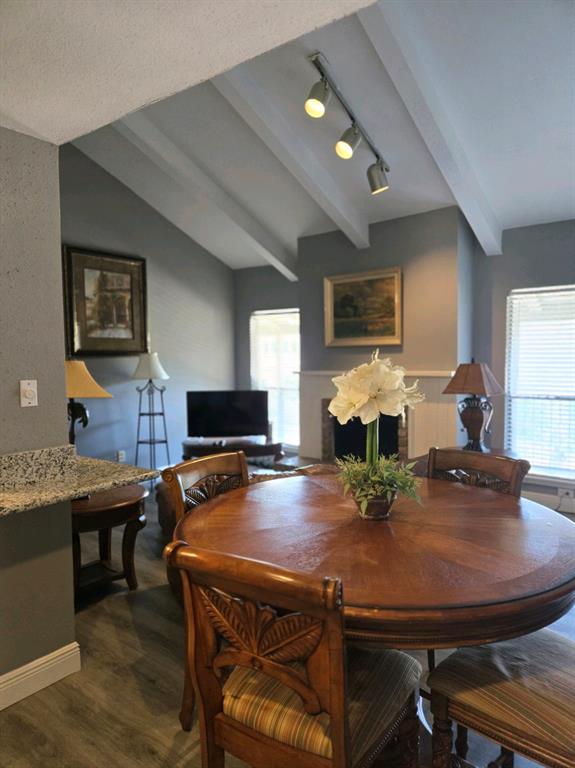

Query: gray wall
left=60, top=145, right=235, bottom=464
left=474, top=219, right=575, bottom=446
left=457, top=212, right=475, bottom=365
left=298, top=207, right=462, bottom=373
left=0, top=128, right=75, bottom=676
left=234, top=266, right=299, bottom=389
left=0, top=127, right=68, bottom=454
left=0, top=502, right=75, bottom=674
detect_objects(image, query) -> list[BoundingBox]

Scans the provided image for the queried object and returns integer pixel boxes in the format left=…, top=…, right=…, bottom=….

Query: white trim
left=0, top=642, right=81, bottom=710
left=510, top=284, right=575, bottom=296
left=525, top=473, right=575, bottom=490
left=298, top=370, right=455, bottom=378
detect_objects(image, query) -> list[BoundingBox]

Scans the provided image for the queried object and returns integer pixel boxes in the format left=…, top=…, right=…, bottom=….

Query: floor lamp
left=65, top=360, right=112, bottom=444
left=132, top=352, right=170, bottom=470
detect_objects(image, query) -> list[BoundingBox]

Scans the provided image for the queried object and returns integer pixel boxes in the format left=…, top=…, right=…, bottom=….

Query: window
left=505, top=285, right=575, bottom=476
left=250, top=310, right=300, bottom=448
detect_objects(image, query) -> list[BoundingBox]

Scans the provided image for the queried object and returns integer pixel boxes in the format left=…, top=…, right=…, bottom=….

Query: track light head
left=367, top=161, right=390, bottom=195
left=305, top=79, right=331, bottom=118
left=335, top=124, right=361, bottom=159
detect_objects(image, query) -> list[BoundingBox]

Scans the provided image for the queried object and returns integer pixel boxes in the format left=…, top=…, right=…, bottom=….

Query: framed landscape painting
left=63, top=246, right=147, bottom=357
left=324, top=267, right=402, bottom=347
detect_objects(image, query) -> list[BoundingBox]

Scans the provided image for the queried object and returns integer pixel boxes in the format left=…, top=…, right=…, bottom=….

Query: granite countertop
left=0, top=457, right=159, bottom=516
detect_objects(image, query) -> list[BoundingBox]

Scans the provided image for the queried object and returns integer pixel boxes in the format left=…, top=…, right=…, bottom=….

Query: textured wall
left=0, top=127, right=68, bottom=454
left=0, top=128, right=75, bottom=680
left=60, top=145, right=235, bottom=463
left=474, top=219, right=575, bottom=447
left=234, top=266, right=299, bottom=389
left=298, top=207, right=461, bottom=373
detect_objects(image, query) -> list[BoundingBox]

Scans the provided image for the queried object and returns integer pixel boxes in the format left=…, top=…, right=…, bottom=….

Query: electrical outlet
left=116, top=450, right=126, bottom=463
left=557, top=488, right=575, bottom=514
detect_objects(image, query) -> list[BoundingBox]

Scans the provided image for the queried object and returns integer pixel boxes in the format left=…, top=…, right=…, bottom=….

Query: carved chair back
left=165, top=542, right=349, bottom=768
left=161, top=451, right=249, bottom=524
left=427, top=448, right=530, bottom=497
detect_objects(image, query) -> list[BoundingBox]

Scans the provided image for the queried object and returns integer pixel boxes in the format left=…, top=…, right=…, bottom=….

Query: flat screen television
left=187, top=390, right=268, bottom=438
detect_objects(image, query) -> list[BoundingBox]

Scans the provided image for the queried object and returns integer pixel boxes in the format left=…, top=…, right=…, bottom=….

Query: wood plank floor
left=1, top=499, right=573, bottom=767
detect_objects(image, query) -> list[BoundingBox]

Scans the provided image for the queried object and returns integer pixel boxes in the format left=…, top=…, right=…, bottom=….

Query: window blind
left=505, top=285, right=575, bottom=475
left=250, top=310, right=300, bottom=448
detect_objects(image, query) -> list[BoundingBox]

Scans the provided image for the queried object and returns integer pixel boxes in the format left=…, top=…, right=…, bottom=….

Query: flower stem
left=366, top=418, right=379, bottom=468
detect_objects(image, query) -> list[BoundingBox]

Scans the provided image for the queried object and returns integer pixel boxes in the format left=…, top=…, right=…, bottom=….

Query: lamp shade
left=65, top=361, right=112, bottom=399
left=442, top=361, right=504, bottom=396
left=131, top=352, right=169, bottom=381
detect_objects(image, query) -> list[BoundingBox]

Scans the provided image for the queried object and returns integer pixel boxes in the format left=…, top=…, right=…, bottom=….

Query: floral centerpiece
left=328, top=351, right=425, bottom=519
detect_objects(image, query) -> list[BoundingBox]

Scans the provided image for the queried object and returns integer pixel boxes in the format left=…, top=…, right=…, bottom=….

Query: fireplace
left=321, top=399, right=408, bottom=462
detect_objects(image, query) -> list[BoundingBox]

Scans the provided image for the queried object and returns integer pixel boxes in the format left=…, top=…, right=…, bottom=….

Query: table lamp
left=442, top=359, right=504, bottom=451
left=132, top=352, right=170, bottom=469
left=65, top=360, right=112, bottom=444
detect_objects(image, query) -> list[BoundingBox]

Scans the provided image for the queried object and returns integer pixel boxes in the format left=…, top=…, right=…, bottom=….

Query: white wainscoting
left=0, top=642, right=81, bottom=710
left=299, top=371, right=460, bottom=459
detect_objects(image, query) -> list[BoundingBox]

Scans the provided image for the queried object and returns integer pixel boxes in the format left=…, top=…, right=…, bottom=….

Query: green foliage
left=336, top=454, right=420, bottom=512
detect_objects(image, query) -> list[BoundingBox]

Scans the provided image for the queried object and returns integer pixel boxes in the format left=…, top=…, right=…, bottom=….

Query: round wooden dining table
left=174, top=474, right=575, bottom=649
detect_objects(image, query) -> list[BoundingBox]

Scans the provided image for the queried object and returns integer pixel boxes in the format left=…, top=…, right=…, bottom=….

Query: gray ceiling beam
left=358, top=2, right=502, bottom=256
left=213, top=67, right=371, bottom=250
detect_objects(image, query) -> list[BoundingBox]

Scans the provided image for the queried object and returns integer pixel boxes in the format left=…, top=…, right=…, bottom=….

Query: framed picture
left=63, top=246, right=147, bottom=357
left=324, top=267, right=402, bottom=347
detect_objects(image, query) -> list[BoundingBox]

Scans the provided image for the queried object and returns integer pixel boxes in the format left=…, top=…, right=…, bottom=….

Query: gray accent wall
left=474, top=219, right=575, bottom=447
left=457, top=213, right=475, bottom=366
left=298, top=207, right=463, bottom=373
left=0, top=502, right=75, bottom=675
left=0, top=127, right=68, bottom=454
left=234, top=266, right=299, bottom=389
left=60, top=145, right=235, bottom=464
left=0, top=128, right=75, bottom=676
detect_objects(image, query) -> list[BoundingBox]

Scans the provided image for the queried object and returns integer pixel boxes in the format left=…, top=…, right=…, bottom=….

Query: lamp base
left=68, top=399, right=89, bottom=445
left=458, top=396, right=493, bottom=452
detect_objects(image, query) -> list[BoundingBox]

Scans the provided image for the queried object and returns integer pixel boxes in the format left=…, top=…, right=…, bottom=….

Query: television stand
left=182, top=438, right=284, bottom=466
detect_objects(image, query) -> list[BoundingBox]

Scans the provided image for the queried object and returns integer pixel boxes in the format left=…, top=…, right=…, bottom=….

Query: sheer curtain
left=250, top=310, right=300, bottom=448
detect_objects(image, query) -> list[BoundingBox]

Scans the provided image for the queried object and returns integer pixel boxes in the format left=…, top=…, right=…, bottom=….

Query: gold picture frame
left=324, top=267, right=402, bottom=347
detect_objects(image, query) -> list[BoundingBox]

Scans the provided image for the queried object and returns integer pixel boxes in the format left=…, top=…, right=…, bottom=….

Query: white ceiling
left=4, top=0, right=572, bottom=276
left=0, top=0, right=372, bottom=145
left=379, top=0, right=575, bottom=231
left=74, top=12, right=456, bottom=275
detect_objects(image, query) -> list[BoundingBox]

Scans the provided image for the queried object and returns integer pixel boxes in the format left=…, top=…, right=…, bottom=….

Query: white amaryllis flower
left=328, top=350, right=425, bottom=425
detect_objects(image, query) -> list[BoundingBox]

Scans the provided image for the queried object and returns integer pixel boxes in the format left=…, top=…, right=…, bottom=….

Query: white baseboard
left=0, top=641, right=81, bottom=710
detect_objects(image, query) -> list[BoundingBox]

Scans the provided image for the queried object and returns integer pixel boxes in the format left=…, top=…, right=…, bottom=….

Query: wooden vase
left=355, top=493, right=397, bottom=520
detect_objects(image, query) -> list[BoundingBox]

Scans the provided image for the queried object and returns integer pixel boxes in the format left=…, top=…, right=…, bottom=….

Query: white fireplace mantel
left=298, top=370, right=455, bottom=378
left=298, top=370, right=461, bottom=459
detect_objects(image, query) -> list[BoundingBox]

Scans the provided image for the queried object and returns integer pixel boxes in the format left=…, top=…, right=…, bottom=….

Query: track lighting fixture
left=367, top=160, right=390, bottom=195
left=305, top=52, right=391, bottom=195
left=335, top=124, right=361, bottom=159
left=305, top=79, right=331, bottom=118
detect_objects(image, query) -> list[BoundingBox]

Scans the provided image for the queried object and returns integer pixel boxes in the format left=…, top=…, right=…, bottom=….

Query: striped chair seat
left=222, top=646, right=421, bottom=767
left=428, top=629, right=575, bottom=766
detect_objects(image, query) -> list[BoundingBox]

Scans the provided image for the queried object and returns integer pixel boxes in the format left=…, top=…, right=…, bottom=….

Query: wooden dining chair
left=164, top=542, right=422, bottom=768
left=429, top=629, right=575, bottom=768
left=161, top=451, right=249, bottom=730
left=161, top=451, right=249, bottom=525
left=427, top=447, right=530, bottom=497
left=426, top=447, right=531, bottom=763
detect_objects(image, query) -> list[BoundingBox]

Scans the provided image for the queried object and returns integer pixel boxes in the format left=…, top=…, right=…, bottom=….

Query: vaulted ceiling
left=0, top=0, right=371, bottom=143
left=3, top=0, right=573, bottom=278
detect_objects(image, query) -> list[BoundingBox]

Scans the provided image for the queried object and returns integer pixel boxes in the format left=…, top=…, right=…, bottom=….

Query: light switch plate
left=20, top=379, right=38, bottom=407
